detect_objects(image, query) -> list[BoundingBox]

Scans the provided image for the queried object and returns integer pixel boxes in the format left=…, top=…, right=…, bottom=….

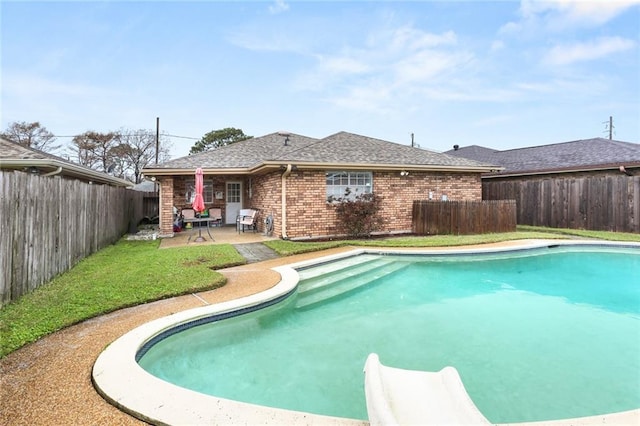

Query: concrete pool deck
left=1, top=240, right=639, bottom=425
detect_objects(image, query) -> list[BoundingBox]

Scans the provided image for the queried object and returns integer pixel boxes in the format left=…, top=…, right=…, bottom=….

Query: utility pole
left=155, top=117, right=160, bottom=164
left=604, top=116, right=614, bottom=140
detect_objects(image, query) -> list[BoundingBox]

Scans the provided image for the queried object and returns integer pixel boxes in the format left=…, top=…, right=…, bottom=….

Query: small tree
left=332, top=189, right=384, bottom=238
left=189, top=127, right=252, bottom=154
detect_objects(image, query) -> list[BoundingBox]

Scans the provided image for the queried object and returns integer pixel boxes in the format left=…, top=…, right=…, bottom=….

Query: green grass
left=517, top=225, right=640, bottom=241
left=264, top=227, right=640, bottom=256
left=0, top=239, right=245, bottom=358
left=2, top=227, right=638, bottom=358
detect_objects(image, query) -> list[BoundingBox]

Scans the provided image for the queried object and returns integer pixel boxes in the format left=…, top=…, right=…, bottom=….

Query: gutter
left=142, top=162, right=500, bottom=177
left=0, top=159, right=132, bottom=187
left=482, top=163, right=640, bottom=179
left=281, top=164, right=293, bottom=239
left=41, top=166, right=63, bottom=177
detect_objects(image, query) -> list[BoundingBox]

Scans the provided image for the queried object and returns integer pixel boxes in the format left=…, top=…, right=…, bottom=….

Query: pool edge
left=92, top=239, right=640, bottom=425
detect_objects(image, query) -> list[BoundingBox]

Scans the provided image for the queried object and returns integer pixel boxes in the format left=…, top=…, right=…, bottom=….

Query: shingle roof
left=152, top=131, right=494, bottom=171
left=0, top=137, right=68, bottom=161
left=445, top=138, right=640, bottom=176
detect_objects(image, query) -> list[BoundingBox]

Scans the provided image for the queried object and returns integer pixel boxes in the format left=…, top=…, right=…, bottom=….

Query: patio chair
left=209, top=208, right=223, bottom=227
left=181, top=208, right=195, bottom=229
left=236, top=209, right=258, bottom=233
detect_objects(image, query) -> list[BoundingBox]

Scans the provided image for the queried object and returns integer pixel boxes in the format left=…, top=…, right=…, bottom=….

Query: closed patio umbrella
left=192, top=167, right=205, bottom=213
left=192, top=168, right=206, bottom=241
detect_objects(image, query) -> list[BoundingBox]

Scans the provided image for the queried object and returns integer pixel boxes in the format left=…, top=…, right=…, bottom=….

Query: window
left=185, top=179, right=215, bottom=204
left=326, top=171, right=372, bottom=201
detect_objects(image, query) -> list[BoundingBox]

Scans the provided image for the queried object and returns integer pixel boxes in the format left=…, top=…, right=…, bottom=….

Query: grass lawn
left=265, top=226, right=640, bottom=256
left=1, top=227, right=638, bottom=358
left=0, top=239, right=245, bottom=358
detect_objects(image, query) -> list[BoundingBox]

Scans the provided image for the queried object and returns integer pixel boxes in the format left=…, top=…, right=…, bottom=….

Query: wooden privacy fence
left=142, top=191, right=159, bottom=220
left=483, top=175, right=639, bottom=233
left=0, top=171, right=143, bottom=306
left=412, top=200, right=517, bottom=235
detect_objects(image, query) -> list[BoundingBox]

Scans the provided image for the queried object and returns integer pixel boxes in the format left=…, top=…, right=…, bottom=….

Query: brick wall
left=246, top=173, right=282, bottom=234
left=282, top=170, right=482, bottom=239
left=159, top=177, right=174, bottom=236
left=158, top=170, right=482, bottom=239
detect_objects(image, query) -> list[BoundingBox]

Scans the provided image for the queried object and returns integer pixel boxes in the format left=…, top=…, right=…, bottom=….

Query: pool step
left=296, top=254, right=381, bottom=282
left=295, top=258, right=407, bottom=309
left=297, top=256, right=394, bottom=293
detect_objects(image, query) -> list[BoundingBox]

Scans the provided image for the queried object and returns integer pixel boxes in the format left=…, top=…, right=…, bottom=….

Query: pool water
left=138, top=247, right=640, bottom=423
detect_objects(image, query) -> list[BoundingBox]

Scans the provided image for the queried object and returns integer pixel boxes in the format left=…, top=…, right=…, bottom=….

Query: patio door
left=225, top=182, right=242, bottom=225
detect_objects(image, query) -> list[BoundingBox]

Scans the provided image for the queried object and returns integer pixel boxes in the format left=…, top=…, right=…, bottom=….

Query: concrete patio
left=159, top=224, right=278, bottom=248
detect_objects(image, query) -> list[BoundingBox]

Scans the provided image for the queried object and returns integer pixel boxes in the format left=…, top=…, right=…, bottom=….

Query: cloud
left=296, top=24, right=475, bottom=111
left=544, top=36, right=636, bottom=65
left=317, top=54, right=371, bottom=75
left=500, top=0, right=640, bottom=34
left=268, top=0, right=289, bottom=15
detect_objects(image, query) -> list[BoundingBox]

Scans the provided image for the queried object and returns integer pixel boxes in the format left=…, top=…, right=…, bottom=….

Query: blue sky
left=2, top=1, right=639, bottom=159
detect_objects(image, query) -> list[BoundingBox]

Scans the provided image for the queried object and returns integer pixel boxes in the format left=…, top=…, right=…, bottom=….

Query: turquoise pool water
left=138, top=246, right=640, bottom=423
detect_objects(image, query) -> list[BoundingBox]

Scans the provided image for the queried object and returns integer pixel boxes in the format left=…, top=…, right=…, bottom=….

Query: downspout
left=281, top=164, right=293, bottom=239
left=41, top=166, right=63, bottom=177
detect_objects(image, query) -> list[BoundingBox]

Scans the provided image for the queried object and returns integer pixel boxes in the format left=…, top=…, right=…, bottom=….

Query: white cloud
left=296, top=24, right=475, bottom=111
left=393, top=50, right=474, bottom=85
left=501, top=0, right=640, bottom=34
left=317, top=55, right=371, bottom=75
left=268, top=0, right=289, bottom=15
left=544, top=36, right=636, bottom=65
left=490, top=40, right=505, bottom=52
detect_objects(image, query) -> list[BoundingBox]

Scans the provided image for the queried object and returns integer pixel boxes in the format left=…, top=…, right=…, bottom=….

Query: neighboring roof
left=445, top=138, right=640, bottom=177
left=0, top=137, right=132, bottom=187
left=132, top=180, right=158, bottom=192
left=143, top=131, right=498, bottom=176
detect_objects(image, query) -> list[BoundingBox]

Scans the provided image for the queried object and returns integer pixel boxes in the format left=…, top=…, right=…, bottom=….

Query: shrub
left=331, top=190, right=384, bottom=237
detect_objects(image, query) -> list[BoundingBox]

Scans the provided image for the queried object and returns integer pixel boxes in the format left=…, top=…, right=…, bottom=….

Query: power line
left=51, top=132, right=200, bottom=140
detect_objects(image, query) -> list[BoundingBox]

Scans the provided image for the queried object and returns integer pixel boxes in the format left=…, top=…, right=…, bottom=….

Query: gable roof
left=144, top=131, right=497, bottom=176
left=445, top=137, right=640, bottom=177
left=0, top=137, right=132, bottom=187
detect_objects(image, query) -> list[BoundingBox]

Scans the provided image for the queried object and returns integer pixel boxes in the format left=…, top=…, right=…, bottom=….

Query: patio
left=159, top=224, right=277, bottom=248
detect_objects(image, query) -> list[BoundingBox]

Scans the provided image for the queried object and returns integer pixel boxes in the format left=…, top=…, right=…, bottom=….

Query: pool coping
left=92, top=239, right=640, bottom=425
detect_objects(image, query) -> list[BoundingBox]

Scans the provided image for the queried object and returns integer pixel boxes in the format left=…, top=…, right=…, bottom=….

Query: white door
left=225, top=182, right=242, bottom=224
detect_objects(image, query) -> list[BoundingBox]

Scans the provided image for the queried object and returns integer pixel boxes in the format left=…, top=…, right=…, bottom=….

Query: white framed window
left=185, top=179, right=215, bottom=204
left=326, top=171, right=373, bottom=201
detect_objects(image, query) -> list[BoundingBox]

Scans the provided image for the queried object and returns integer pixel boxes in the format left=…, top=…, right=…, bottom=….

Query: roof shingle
left=446, top=138, right=640, bottom=175
left=154, top=131, right=493, bottom=170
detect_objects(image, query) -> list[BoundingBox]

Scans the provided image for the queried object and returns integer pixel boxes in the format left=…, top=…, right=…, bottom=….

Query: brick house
left=142, top=131, right=496, bottom=239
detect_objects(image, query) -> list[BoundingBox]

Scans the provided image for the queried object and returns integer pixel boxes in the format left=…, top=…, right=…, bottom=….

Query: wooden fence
left=0, top=171, right=144, bottom=306
left=482, top=175, right=639, bottom=233
left=412, top=200, right=517, bottom=235
left=142, top=191, right=159, bottom=220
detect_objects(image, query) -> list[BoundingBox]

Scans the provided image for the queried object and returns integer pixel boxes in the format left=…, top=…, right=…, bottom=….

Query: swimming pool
left=93, top=240, right=640, bottom=425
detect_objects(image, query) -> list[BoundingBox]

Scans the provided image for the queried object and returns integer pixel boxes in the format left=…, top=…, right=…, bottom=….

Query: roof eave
left=1, top=159, right=133, bottom=187
left=483, top=163, right=640, bottom=179
left=143, top=161, right=500, bottom=176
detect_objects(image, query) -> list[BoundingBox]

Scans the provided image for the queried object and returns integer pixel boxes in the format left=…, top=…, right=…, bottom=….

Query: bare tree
left=1, top=121, right=60, bottom=153
left=115, top=129, right=171, bottom=183
left=69, top=131, right=119, bottom=172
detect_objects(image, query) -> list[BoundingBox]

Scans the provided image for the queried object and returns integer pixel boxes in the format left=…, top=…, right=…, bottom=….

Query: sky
left=2, top=0, right=639, bottom=160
